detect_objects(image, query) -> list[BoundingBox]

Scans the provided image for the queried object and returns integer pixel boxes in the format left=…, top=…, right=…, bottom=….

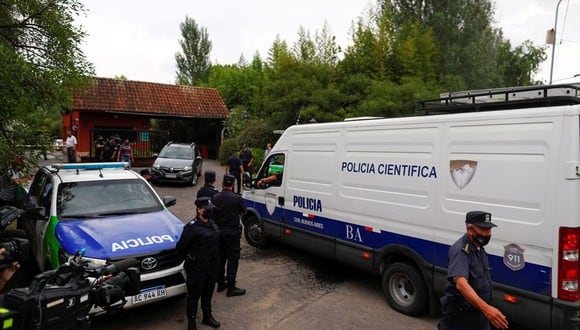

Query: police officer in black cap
left=197, top=171, right=218, bottom=199
left=211, top=174, right=246, bottom=297
left=438, top=211, right=508, bottom=330
left=177, top=197, right=221, bottom=330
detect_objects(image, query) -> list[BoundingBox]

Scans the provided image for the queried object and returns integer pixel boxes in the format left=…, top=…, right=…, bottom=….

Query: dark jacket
left=197, top=184, right=218, bottom=199
left=212, top=189, right=245, bottom=227
left=176, top=217, right=220, bottom=274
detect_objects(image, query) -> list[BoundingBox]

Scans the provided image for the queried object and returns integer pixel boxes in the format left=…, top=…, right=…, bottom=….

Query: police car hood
left=55, top=210, right=184, bottom=259
left=154, top=157, right=192, bottom=169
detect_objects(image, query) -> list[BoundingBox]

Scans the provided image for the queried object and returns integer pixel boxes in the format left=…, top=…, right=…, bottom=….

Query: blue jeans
left=67, top=147, right=75, bottom=163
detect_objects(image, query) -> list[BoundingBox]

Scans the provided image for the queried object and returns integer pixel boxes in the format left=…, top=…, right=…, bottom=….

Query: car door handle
left=278, top=196, right=284, bottom=206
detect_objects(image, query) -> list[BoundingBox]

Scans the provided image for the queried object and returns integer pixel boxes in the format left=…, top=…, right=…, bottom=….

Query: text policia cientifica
left=341, top=161, right=437, bottom=178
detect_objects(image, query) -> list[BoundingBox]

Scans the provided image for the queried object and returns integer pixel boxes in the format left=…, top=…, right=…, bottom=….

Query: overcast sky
left=78, top=0, right=580, bottom=86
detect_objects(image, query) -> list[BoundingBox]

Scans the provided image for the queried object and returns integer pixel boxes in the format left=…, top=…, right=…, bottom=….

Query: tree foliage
left=175, top=16, right=212, bottom=85
left=0, top=0, right=93, bottom=169
left=200, top=0, right=546, bottom=149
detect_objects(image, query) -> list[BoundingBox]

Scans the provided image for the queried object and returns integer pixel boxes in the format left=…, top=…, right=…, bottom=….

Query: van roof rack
left=417, top=84, right=580, bottom=114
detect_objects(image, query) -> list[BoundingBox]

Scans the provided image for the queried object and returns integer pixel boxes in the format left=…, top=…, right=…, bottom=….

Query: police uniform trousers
left=186, top=267, right=217, bottom=320
left=438, top=308, right=490, bottom=330
left=217, top=226, right=242, bottom=286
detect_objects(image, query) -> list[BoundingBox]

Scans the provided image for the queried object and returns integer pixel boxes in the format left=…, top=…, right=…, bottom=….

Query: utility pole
left=549, top=0, right=563, bottom=85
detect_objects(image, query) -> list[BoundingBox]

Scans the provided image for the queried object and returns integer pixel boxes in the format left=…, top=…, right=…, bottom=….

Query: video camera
left=0, top=206, right=29, bottom=270
left=1, top=249, right=140, bottom=330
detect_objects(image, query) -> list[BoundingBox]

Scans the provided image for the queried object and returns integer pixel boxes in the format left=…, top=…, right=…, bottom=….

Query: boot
left=217, top=281, right=226, bottom=293
left=226, top=284, right=246, bottom=297
left=202, top=313, right=221, bottom=328
left=188, top=317, right=197, bottom=330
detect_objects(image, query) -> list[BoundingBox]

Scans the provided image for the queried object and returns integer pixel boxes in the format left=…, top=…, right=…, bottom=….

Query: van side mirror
left=243, top=173, right=252, bottom=190
left=25, top=207, right=47, bottom=220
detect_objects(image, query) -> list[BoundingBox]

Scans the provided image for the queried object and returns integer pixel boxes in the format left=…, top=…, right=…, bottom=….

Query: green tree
left=175, top=16, right=212, bottom=85
left=0, top=0, right=93, bottom=169
left=387, top=0, right=545, bottom=89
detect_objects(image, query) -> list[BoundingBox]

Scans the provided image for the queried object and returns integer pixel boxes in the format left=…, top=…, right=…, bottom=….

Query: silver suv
left=151, top=142, right=203, bottom=186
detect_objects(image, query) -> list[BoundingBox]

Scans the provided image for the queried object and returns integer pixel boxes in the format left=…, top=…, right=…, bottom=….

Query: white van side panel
left=259, top=106, right=580, bottom=300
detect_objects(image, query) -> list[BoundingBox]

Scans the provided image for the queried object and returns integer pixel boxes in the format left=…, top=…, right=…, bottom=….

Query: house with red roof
left=65, top=77, right=229, bottom=165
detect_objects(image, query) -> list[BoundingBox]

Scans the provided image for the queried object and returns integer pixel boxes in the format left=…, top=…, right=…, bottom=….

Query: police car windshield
left=57, top=179, right=163, bottom=219
left=158, top=146, right=193, bottom=160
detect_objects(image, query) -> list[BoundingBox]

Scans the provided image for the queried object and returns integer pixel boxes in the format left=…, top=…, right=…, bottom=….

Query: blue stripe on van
left=245, top=200, right=552, bottom=296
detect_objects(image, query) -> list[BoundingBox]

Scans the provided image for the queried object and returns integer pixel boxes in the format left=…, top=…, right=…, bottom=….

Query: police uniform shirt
left=197, top=184, right=218, bottom=199
left=176, top=217, right=220, bottom=273
left=212, top=190, right=245, bottom=227
left=226, top=156, right=242, bottom=174
left=444, top=234, right=492, bottom=305
left=240, top=150, right=253, bottom=166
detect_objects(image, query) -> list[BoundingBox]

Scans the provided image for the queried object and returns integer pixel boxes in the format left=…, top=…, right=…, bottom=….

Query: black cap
left=223, top=174, right=235, bottom=187
left=465, top=211, right=497, bottom=228
left=195, top=197, right=214, bottom=209
left=204, top=170, right=216, bottom=182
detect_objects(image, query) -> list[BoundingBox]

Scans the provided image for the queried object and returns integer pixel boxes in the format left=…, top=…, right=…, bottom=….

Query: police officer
left=225, top=149, right=243, bottom=194
left=197, top=171, right=218, bottom=199
left=438, top=211, right=508, bottom=330
left=177, top=197, right=221, bottom=330
left=211, top=174, right=246, bottom=297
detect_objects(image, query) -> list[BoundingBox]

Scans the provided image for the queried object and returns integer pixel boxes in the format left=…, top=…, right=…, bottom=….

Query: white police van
left=242, top=84, right=580, bottom=329
left=19, top=162, right=187, bottom=309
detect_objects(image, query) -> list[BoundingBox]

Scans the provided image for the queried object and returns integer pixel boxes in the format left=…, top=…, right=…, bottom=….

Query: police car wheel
left=243, top=217, right=268, bottom=248
left=382, top=262, right=428, bottom=316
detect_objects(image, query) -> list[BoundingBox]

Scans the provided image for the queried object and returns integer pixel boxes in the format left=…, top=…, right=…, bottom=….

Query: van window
left=257, top=154, right=284, bottom=188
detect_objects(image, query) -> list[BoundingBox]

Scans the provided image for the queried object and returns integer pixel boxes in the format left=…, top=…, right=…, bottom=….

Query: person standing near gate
left=177, top=197, right=221, bottom=330
left=438, top=211, right=508, bottom=330
left=65, top=130, right=77, bottom=163
left=211, top=174, right=246, bottom=297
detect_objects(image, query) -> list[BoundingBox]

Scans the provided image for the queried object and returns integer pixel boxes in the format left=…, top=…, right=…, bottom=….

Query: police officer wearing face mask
left=177, top=197, right=221, bottom=330
left=438, top=211, right=509, bottom=330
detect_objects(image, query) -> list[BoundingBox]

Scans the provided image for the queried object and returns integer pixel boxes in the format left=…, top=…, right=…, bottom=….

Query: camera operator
left=0, top=248, right=20, bottom=293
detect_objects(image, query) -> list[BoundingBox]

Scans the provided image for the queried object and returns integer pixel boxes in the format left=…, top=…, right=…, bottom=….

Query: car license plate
left=165, top=173, right=177, bottom=178
left=132, top=286, right=166, bottom=304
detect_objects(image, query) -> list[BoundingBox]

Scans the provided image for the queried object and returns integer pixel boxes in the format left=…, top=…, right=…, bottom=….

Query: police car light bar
left=51, top=162, right=130, bottom=171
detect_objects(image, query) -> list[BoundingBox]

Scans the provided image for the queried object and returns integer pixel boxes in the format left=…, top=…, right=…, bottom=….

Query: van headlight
left=183, top=166, right=192, bottom=172
left=153, top=163, right=160, bottom=170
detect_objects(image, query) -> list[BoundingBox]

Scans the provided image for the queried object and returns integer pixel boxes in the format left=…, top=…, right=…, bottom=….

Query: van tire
left=244, top=217, right=268, bottom=248
left=382, top=262, right=428, bottom=316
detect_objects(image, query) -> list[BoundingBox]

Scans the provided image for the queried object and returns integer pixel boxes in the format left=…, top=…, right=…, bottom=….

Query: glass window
left=257, top=154, right=285, bottom=187
left=57, top=179, right=162, bottom=219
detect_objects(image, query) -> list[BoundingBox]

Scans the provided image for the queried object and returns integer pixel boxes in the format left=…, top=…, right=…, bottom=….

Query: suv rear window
left=57, top=179, right=163, bottom=219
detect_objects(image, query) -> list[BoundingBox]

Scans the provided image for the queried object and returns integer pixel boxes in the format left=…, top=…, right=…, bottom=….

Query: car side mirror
left=163, top=196, right=177, bottom=207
